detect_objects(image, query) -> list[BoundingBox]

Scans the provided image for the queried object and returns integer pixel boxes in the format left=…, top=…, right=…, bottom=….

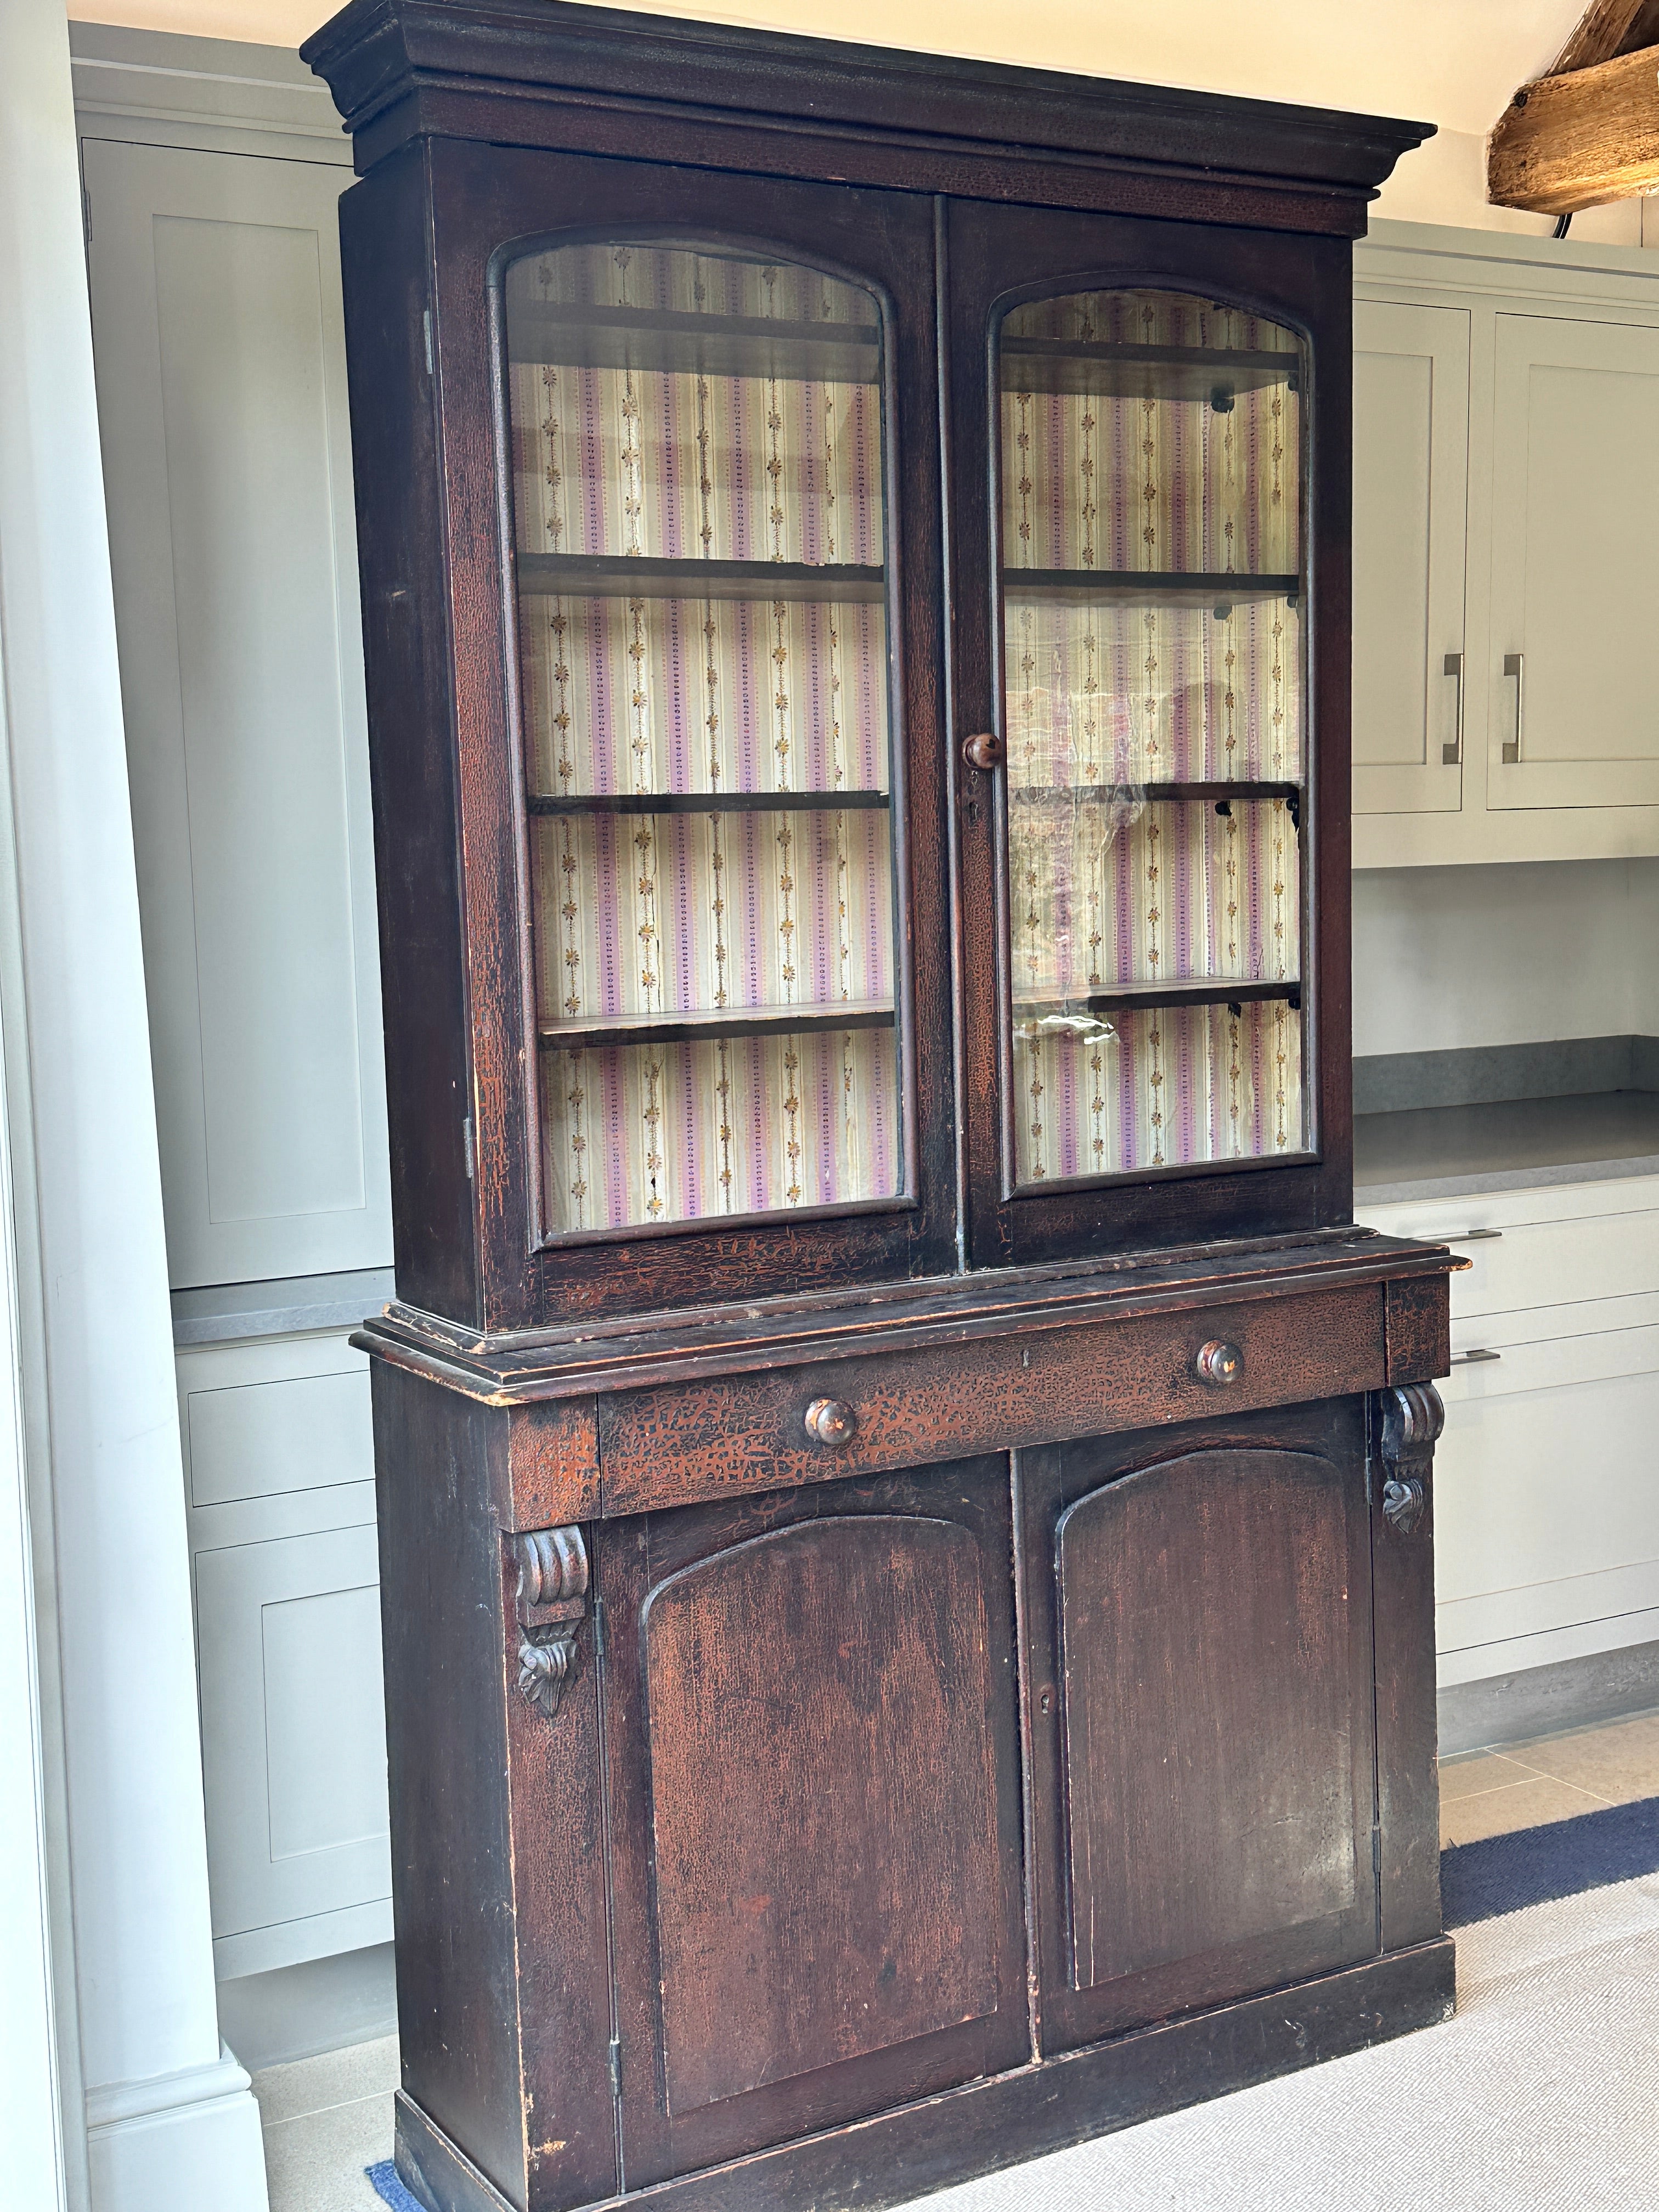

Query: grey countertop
left=171, top=1267, right=397, bottom=1348
left=1354, top=1090, right=1659, bottom=1206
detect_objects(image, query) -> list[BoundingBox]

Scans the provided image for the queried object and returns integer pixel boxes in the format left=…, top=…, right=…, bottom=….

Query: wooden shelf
left=1003, top=569, right=1299, bottom=608
left=1015, top=979, right=1302, bottom=1022
left=518, top=553, right=885, bottom=605
left=1009, top=781, right=1300, bottom=808
left=1000, top=338, right=1299, bottom=403
left=539, top=1001, right=896, bottom=1052
left=528, top=788, right=890, bottom=817
left=507, top=300, right=881, bottom=386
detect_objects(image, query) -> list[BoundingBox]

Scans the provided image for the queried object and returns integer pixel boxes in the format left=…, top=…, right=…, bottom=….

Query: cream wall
left=1352, top=861, right=1659, bottom=1060
left=60, top=0, right=1653, bottom=240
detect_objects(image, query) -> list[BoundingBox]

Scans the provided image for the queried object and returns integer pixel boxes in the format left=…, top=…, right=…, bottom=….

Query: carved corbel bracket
left=513, top=1524, right=590, bottom=1720
left=1378, top=1381, right=1444, bottom=1537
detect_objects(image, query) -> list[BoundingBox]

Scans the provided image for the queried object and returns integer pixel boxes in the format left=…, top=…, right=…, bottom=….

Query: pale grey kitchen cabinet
left=1353, top=219, right=1659, bottom=867
left=1351, top=297, right=1470, bottom=818
left=76, top=24, right=395, bottom=1986
left=83, top=131, right=391, bottom=1286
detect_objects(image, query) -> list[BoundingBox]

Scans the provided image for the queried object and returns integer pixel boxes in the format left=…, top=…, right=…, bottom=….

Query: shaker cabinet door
left=1019, top=1401, right=1379, bottom=2052
left=1352, top=300, right=1470, bottom=816
left=597, top=1461, right=1027, bottom=2187
left=83, top=138, right=391, bottom=1285
left=1488, top=312, right=1659, bottom=811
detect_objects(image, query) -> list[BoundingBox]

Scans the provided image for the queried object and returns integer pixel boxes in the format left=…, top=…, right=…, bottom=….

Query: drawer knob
left=962, top=731, right=1006, bottom=772
left=1194, top=1340, right=1243, bottom=1387
left=804, top=1397, right=857, bottom=1448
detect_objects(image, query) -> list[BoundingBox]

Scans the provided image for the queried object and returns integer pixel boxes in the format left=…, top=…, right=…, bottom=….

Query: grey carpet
left=915, top=1871, right=1659, bottom=2211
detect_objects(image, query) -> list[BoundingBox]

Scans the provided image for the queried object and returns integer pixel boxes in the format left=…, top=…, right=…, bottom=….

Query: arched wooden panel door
left=1020, top=1401, right=1378, bottom=2052
left=598, top=1462, right=1028, bottom=2188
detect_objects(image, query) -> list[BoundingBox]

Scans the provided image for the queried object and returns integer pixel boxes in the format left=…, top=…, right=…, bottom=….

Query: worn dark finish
left=338, top=145, right=482, bottom=1328
left=1371, top=1385, right=1447, bottom=1951
left=512, top=1525, right=589, bottom=1719
left=302, top=0, right=1431, bottom=238
left=599, top=1464, right=1028, bottom=2187
left=1017, top=1402, right=1378, bottom=2054
left=1384, top=1271, right=1453, bottom=1383
left=312, top=10, right=1450, bottom=2210
left=594, top=1284, right=1386, bottom=1515
left=944, top=193, right=1355, bottom=1271
left=373, top=1367, right=617, bottom=2209
left=393, top=1937, right=1456, bottom=2212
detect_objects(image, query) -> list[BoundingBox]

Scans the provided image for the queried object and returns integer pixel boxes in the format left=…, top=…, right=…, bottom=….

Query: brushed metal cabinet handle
left=1450, top=1348, right=1503, bottom=1365
left=1443, top=651, right=1464, bottom=765
left=1503, top=652, right=1524, bottom=763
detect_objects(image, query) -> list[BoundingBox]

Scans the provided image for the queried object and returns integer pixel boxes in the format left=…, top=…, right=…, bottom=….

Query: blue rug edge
left=367, top=2159, right=425, bottom=2212
left=1441, top=1788, right=1659, bottom=1927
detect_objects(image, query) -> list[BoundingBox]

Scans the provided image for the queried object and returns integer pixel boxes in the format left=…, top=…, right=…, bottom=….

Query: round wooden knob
left=1194, top=1340, right=1243, bottom=1387
left=962, top=731, right=1006, bottom=772
left=804, top=1397, right=857, bottom=1447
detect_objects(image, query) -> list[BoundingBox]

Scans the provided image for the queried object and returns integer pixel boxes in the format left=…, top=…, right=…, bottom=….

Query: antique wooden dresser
left=302, top=6, right=1453, bottom=2207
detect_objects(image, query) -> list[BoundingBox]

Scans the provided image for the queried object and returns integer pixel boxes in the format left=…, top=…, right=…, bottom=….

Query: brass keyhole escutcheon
left=804, top=1397, right=857, bottom=1447
left=1194, top=1339, right=1244, bottom=1387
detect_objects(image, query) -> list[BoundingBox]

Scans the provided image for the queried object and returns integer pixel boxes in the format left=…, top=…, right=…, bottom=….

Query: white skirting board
left=87, top=2051, right=268, bottom=2212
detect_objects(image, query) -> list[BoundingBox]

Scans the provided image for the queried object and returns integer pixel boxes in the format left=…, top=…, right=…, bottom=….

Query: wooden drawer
left=594, top=1284, right=1393, bottom=1516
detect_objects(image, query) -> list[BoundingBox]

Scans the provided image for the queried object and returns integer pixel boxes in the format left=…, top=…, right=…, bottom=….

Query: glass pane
left=998, top=286, right=1307, bottom=1185
left=504, top=242, right=901, bottom=1234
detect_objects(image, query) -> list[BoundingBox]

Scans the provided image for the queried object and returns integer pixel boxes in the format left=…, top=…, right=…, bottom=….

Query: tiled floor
left=250, top=2034, right=395, bottom=2212
left=247, top=1707, right=1659, bottom=2211
left=1439, top=1704, right=1659, bottom=1847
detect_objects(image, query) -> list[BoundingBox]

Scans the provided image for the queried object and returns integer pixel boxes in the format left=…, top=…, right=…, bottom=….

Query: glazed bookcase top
left=314, top=0, right=1432, bottom=1331
left=303, top=0, right=1432, bottom=235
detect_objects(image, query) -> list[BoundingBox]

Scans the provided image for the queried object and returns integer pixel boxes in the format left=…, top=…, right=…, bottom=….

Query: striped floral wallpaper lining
left=506, top=257, right=1311, bottom=1234
left=1015, top=1000, right=1304, bottom=1185
left=1001, top=287, right=1308, bottom=1184
left=506, top=243, right=902, bottom=1233
left=1009, top=797, right=1299, bottom=1002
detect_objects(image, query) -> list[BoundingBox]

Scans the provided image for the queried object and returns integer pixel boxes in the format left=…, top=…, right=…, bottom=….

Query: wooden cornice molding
left=1490, top=0, right=1659, bottom=212
left=303, top=0, right=1432, bottom=235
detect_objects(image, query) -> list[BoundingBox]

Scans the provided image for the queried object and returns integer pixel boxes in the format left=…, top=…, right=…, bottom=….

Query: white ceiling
left=74, top=0, right=1598, bottom=138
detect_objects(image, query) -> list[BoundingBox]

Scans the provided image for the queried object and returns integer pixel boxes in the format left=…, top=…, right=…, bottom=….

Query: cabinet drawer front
left=187, top=1363, right=374, bottom=1508
left=1361, top=1198, right=1659, bottom=1319
left=1436, top=1363, right=1659, bottom=1660
left=1450, top=1212, right=1656, bottom=1318
left=597, top=1285, right=1389, bottom=1514
left=1446, top=1312, right=1659, bottom=1400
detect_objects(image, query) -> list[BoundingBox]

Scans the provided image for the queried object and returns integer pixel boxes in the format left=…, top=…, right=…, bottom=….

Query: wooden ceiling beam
left=1548, top=0, right=1659, bottom=76
left=1489, top=37, right=1659, bottom=212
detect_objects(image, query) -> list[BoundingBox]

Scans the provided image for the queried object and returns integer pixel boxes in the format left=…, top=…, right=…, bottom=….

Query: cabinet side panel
left=340, top=148, right=481, bottom=1325
left=373, top=1366, right=526, bottom=2206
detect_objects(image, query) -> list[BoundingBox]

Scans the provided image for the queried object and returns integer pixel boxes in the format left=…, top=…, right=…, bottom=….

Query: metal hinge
left=590, top=1593, right=606, bottom=1660
left=1372, top=1825, right=1383, bottom=1875
left=462, top=1115, right=475, bottom=1182
left=607, top=2037, right=622, bottom=2099
left=422, top=307, right=434, bottom=377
